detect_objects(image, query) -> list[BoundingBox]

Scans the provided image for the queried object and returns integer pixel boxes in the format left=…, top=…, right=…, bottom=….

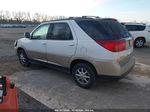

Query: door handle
left=68, top=43, right=74, bottom=46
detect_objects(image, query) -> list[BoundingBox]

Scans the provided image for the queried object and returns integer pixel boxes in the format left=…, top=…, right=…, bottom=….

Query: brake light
left=95, top=40, right=126, bottom=52
left=148, top=31, right=150, bottom=33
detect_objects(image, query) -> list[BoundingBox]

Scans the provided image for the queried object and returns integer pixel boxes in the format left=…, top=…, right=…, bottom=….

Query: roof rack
left=69, top=16, right=100, bottom=19
left=45, top=16, right=102, bottom=23
left=82, top=16, right=100, bottom=18
left=68, top=17, right=80, bottom=19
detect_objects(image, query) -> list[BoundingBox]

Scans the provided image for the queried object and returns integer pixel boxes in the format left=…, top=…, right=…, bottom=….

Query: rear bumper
left=93, top=56, right=135, bottom=77
left=97, top=64, right=134, bottom=80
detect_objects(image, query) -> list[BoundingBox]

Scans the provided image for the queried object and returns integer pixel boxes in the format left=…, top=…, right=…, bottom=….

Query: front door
left=25, top=24, right=50, bottom=61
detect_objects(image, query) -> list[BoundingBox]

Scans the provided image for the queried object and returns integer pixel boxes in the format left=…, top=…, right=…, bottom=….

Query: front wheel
left=134, top=38, right=145, bottom=48
left=18, top=49, right=30, bottom=67
left=72, top=63, right=96, bottom=89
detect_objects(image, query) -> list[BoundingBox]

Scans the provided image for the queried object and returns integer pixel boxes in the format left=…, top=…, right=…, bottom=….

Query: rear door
left=46, top=21, right=77, bottom=67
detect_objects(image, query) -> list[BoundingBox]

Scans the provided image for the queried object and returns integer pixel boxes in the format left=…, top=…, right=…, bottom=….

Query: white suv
left=14, top=17, right=135, bottom=88
left=122, top=23, right=150, bottom=48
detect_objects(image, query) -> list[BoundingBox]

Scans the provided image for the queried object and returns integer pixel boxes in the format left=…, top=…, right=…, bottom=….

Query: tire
left=18, top=49, right=30, bottom=67
left=134, top=38, right=145, bottom=48
left=72, top=63, right=96, bottom=89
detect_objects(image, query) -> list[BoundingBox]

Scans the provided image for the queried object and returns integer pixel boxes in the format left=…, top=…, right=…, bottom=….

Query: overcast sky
left=0, top=0, right=150, bottom=23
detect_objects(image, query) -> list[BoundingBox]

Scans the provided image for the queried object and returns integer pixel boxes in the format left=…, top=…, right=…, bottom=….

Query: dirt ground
left=0, top=28, right=150, bottom=111
left=0, top=28, right=52, bottom=111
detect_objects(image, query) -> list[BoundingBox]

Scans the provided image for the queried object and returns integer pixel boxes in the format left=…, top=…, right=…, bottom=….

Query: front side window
left=32, top=24, right=50, bottom=39
left=49, top=23, right=73, bottom=40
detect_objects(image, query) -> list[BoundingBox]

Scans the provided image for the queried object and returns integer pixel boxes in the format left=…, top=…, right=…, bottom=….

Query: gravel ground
left=0, top=28, right=53, bottom=111
left=17, top=88, right=53, bottom=112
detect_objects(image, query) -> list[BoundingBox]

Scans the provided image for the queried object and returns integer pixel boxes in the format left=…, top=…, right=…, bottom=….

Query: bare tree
left=0, top=10, right=67, bottom=24
left=0, top=11, right=4, bottom=20
left=26, top=12, right=31, bottom=21
left=12, top=11, right=26, bottom=23
left=4, top=11, right=11, bottom=20
left=32, top=13, right=41, bottom=22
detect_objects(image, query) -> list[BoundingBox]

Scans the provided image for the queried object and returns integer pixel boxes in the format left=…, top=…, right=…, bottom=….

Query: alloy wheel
left=75, top=67, right=90, bottom=85
left=136, top=39, right=144, bottom=47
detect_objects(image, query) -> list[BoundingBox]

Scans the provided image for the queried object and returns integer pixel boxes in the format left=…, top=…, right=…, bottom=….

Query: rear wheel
left=72, top=63, right=96, bottom=89
left=18, top=49, right=30, bottom=67
left=134, top=38, right=145, bottom=48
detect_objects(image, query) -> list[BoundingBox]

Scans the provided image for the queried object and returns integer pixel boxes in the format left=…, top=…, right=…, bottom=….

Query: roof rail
left=68, top=16, right=100, bottom=19
left=82, top=16, right=100, bottom=18
left=68, top=17, right=80, bottom=19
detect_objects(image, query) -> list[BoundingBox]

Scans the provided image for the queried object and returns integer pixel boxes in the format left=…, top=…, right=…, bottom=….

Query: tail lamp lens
left=95, top=40, right=126, bottom=52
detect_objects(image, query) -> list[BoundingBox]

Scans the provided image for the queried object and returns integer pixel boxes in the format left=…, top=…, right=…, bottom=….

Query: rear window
left=75, top=19, right=131, bottom=40
left=125, top=25, right=146, bottom=31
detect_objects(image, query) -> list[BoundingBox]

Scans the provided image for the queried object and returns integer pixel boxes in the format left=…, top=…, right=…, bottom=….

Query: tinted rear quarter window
left=76, top=19, right=130, bottom=40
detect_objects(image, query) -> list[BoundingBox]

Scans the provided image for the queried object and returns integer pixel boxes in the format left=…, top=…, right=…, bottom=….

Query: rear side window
left=49, top=23, right=73, bottom=40
left=125, top=25, right=146, bottom=31
left=76, top=19, right=130, bottom=40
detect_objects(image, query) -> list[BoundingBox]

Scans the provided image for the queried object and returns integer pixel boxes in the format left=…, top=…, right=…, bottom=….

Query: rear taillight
left=95, top=40, right=126, bottom=52
left=148, top=31, right=150, bottom=33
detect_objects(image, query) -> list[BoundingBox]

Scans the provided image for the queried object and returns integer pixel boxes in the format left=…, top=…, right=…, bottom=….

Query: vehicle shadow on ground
left=28, top=64, right=147, bottom=91
left=134, top=44, right=150, bottom=50
left=11, top=64, right=150, bottom=109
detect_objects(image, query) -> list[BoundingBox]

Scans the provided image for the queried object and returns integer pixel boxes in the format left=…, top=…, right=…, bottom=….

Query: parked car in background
left=122, top=22, right=150, bottom=48
left=0, top=24, right=37, bottom=28
left=14, top=16, right=135, bottom=88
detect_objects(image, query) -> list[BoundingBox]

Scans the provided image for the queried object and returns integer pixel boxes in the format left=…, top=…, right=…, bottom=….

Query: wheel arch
left=135, top=37, right=146, bottom=43
left=70, top=59, right=97, bottom=75
left=17, top=47, right=25, bottom=55
left=16, top=47, right=29, bottom=58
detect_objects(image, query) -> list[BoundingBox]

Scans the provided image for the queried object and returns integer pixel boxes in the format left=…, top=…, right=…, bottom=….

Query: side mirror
left=24, top=32, right=30, bottom=39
